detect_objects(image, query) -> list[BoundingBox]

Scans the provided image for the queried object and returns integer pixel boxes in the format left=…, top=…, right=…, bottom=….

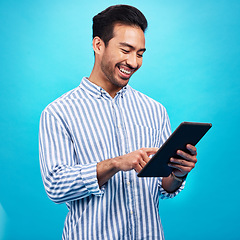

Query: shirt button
left=127, top=181, right=130, bottom=186
left=130, top=210, right=133, bottom=215
left=117, top=124, right=121, bottom=128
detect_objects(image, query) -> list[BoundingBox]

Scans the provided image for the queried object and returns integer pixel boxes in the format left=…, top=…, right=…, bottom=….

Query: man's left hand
left=168, top=144, right=197, bottom=178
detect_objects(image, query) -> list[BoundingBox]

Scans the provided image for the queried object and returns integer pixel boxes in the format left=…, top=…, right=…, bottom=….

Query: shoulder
left=41, top=85, right=82, bottom=119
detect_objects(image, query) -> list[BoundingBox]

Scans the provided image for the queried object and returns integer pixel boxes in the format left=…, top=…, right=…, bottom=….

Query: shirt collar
left=79, top=77, right=128, bottom=99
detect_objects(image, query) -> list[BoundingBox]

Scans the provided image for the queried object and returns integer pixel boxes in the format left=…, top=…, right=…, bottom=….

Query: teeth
left=119, top=67, right=131, bottom=75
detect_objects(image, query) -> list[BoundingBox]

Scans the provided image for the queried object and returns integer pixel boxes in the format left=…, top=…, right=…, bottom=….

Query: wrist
left=111, top=157, right=121, bottom=172
left=171, top=172, right=187, bottom=183
left=96, top=158, right=120, bottom=187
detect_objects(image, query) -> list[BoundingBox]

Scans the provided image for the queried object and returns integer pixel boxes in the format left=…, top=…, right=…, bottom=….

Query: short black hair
left=93, top=5, right=148, bottom=46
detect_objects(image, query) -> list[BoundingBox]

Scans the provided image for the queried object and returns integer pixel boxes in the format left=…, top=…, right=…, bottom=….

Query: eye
left=121, top=48, right=130, bottom=54
left=137, top=53, right=143, bottom=58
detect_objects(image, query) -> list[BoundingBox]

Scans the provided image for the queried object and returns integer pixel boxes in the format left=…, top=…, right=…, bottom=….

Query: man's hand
left=168, top=144, right=198, bottom=178
left=115, top=147, right=159, bottom=173
left=162, top=144, right=197, bottom=193
left=97, top=147, right=158, bottom=187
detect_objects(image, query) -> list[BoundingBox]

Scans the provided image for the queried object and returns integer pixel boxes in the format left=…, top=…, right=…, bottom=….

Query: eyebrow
left=119, top=42, right=146, bottom=52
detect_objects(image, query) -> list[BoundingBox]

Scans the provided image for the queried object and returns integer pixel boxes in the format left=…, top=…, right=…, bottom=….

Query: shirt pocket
left=130, top=124, right=161, bottom=150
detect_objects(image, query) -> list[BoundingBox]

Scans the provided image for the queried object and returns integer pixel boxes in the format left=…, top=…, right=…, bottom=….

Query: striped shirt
left=39, top=77, right=185, bottom=240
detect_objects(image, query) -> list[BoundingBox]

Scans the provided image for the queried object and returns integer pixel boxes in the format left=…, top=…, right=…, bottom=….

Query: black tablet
left=137, top=122, right=212, bottom=177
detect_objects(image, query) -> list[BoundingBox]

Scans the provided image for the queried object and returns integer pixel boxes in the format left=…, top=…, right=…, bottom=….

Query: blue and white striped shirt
left=39, top=77, right=185, bottom=240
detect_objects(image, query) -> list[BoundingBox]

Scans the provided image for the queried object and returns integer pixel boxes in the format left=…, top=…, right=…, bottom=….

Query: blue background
left=0, top=0, right=240, bottom=239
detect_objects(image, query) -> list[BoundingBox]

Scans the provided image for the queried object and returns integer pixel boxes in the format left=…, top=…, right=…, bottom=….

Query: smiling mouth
left=117, top=65, right=136, bottom=78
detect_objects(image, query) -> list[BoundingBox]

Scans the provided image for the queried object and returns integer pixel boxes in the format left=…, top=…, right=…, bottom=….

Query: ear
left=92, top=36, right=105, bottom=55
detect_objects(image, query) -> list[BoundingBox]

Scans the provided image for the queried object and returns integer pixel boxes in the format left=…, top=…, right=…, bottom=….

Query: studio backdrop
left=0, top=0, right=240, bottom=239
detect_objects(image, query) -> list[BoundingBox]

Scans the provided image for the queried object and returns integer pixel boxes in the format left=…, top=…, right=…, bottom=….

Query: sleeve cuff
left=158, top=177, right=186, bottom=199
left=81, top=162, right=105, bottom=197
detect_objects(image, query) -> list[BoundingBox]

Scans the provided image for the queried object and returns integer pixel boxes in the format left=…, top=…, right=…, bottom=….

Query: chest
left=65, top=97, right=163, bottom=164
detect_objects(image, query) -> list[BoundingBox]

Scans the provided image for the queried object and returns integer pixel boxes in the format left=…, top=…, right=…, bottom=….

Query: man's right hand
left=97, top=148, right=158, bottom=187
left=114, top=148, right=159, bottom=173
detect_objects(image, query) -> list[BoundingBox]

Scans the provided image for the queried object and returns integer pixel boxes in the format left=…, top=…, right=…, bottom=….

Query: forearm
left=97, top=148, right=159, bottom=187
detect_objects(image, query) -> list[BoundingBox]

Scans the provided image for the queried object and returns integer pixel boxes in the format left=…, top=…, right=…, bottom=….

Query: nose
left=126, top=53, right=139, bottom=69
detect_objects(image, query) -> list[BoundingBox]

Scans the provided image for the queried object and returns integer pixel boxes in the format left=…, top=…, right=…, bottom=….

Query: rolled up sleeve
left=158, top=177, right=186, bottom=199
left=81, top=163, right=104, bottom=197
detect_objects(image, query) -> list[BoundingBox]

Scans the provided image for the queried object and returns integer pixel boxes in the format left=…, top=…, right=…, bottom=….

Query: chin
left=116, top=79, right=129, bottom=88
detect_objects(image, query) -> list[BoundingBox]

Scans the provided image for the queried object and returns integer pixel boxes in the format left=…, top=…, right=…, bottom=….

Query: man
left=39, top=5, right=197, bottom=240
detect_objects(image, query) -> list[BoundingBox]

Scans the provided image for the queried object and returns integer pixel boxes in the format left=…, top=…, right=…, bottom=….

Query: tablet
left=137, top=122, right=212, bottom=177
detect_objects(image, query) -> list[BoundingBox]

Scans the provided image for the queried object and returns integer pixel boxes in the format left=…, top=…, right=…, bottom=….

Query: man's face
left=100, top=24, right=146, bottom=89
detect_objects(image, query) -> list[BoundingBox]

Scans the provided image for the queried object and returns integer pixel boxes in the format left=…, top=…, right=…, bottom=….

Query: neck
left=88, top=65, right=122, bottom=98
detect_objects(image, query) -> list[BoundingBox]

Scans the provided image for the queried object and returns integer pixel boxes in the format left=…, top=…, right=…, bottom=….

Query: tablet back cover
left=137, top=122, right=212, bottom=177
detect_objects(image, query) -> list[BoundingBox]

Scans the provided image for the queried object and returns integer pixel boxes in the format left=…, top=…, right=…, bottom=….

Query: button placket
left=112, top=98, right=129, bottom=156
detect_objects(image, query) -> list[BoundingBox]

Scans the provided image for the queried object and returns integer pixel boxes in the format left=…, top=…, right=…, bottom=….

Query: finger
left=176, top=150, right=197, bottom=163
left=170, top=158, right=196, bottom=168
left=142, top=147, right=159, bottom=156
left=186, top=144, right=197, bottom=156
left=138, top=159, right=147, bottom=169
left=138, top=150, right=150, bottom=167
left=132, top=150, right=149, bottom=172
left=168, top=162, right=192, bottom=175
left=134, top=163, right=142, bottom=173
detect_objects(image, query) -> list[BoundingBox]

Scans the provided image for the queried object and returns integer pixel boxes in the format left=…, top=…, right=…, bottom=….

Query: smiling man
left=89, top=23, right=146, bottom=96
left=39, top=5, right=197, bottom=240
